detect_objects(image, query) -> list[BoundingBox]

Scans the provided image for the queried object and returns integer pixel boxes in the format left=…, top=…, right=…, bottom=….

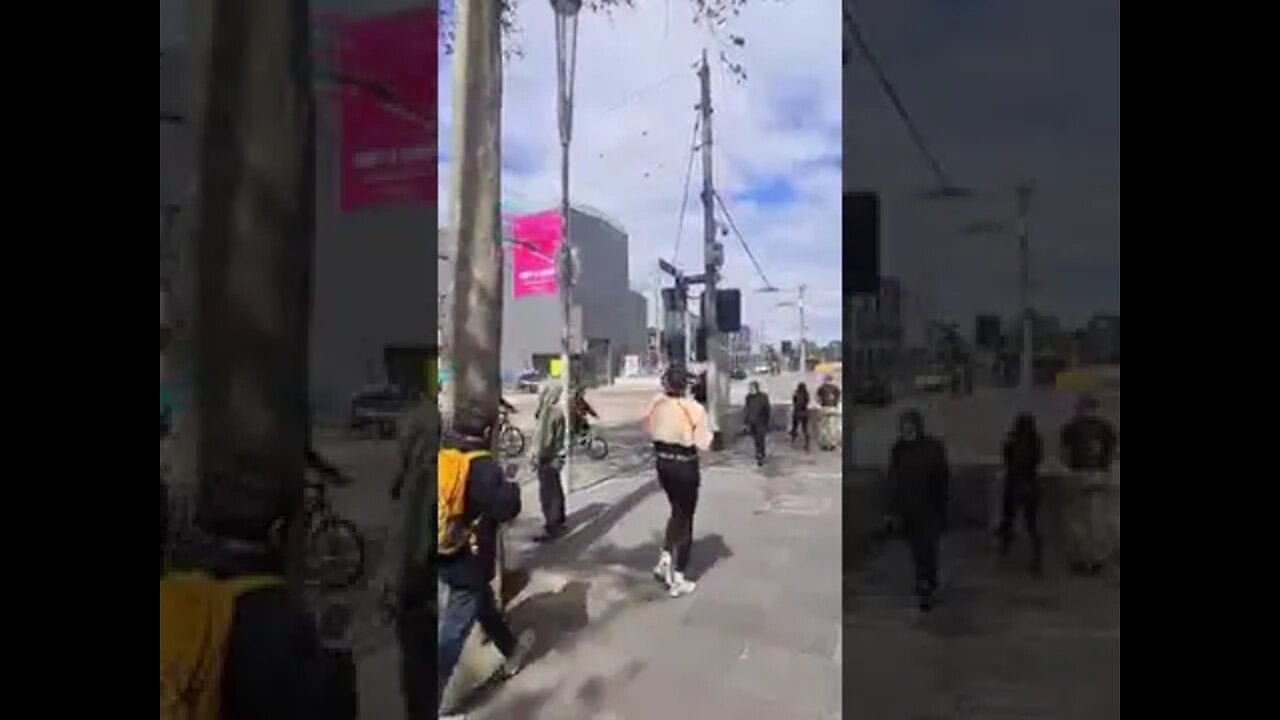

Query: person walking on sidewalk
left=815, top=375, right=842, bottom=451
left=644, top=366, right=714, bottom=598
left=888, top=409, right=951, bottom=612
left=435, top=406, right=532, bottom=719
left=998, top=412, right=1045, bottom=574
left=744, top=381, right=772, bottom=467
left=531, top=384, right=568, bottom=541
left=790, top=382, right=811, bottom=451
left=1059, top=394, right=1119, bottom=576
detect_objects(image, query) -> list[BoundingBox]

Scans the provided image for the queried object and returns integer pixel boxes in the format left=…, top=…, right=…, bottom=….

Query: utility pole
left=698, top=49, right=725, bottom=448
left=685, top=302, right=695, bottom=366
left=1015, top=181, right=1034, bottom=396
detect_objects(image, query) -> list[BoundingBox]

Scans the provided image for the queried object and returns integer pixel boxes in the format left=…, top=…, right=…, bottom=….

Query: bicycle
left=497, top=409, right=526, bottom=458
left=573, top=423, right=609, bottom=460
left=302, top=479, right=367, bottom=591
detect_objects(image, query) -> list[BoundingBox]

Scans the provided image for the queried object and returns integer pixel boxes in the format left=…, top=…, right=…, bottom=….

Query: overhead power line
left=671, top=112, right=701, bottom=263
left=844, top=5, right=953, bottom=189
left=713, top=190, right=771, bottom=290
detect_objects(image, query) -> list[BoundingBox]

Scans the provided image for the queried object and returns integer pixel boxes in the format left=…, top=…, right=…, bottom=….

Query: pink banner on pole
left=511, top=211, right=563, bottom=298
left=337, top=8, right=436, bottom=212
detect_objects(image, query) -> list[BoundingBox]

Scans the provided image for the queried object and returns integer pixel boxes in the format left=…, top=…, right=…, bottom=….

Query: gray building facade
left=847, top=277, right=904, bottom=377
left=161, top=2, right=439, bottom=421
left=440, top=206, right=648, bottom=383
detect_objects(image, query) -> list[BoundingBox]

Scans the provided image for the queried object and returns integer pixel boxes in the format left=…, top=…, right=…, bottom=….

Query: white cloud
left=438, top=0, right=844, bottom=343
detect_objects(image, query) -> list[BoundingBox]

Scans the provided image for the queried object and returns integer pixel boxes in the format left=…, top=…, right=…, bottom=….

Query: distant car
left=349, top=384, right=412, bottom=439
left=852, top=376, right=893, bottom=407
left=753, top=364, right=771, bottom=376
left=730, top=367, right=747, bottom=380
left=515, top=370, right=545, bottom=394
left=913, top=365, right=949, bottom=394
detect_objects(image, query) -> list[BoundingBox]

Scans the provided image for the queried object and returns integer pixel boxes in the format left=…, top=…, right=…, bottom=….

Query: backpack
left=159, top=571, right=284, bottom=720
left=437, top=448, right=491, bottom=556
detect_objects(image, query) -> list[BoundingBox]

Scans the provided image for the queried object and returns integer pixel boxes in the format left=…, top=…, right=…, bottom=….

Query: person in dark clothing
left=173, top=462, right=357, bottom=720
left=1059, top=394, right=1119, bottom=576
left=743, top=381, right=772, bottom=467
left=998, top=413, right=1045, bottom=574
left=888, top=410, right=950, bottom=612
left=691, top=371, right=708, bottom=406
left=815, top=375, right=842, bottom=451
left=790, top=382, right=811, bottom=451
left=435, top=406, right=531, bottom=718
left=815, top=375, right=841, bottom=408
left=570, top=387, right=599, bottom=439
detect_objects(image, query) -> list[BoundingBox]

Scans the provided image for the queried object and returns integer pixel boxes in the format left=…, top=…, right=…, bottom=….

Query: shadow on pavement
left=506, top=580, right=592, bottom=668
left=572, top=532, right=734, bottom=583
left=467, top=660, right=648, bottom=720
left=514, top=479, right=662, bottom=570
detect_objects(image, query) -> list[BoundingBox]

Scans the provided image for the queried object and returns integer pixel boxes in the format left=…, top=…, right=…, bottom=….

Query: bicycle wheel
left=498, top=423, right=526, bottom=458
left=585, top=431, right=609, bottom=460
left=305, top=516, right=366, bottom=590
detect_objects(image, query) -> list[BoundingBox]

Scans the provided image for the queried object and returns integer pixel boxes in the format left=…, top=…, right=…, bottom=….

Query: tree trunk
left=445, top=0, right=505, bottom=422
left=437, top=0, right=507, bottom=710
left=173, top=0, right=316, bottom=583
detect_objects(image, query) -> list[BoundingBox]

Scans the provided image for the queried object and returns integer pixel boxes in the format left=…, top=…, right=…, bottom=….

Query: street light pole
left=1015, top=181, right=1034, bottom=396
left=798, top=284, right=808, bottom=375
left=552, top=0, right=581, bottom=497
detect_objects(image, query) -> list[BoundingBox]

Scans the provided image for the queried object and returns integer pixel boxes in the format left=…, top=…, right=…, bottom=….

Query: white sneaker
left=502, top=630, right=535, bottom=678
left=668, top=571, right=697, bottom=598
left=653, top=551, right=673, bottom=587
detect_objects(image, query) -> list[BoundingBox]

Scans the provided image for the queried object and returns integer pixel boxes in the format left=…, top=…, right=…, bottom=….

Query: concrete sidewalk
left=452, top=432, right=844, bottom=719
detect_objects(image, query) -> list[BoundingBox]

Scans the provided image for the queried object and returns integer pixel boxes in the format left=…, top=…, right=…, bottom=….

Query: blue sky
left=437, top=0, right=844, bottom=345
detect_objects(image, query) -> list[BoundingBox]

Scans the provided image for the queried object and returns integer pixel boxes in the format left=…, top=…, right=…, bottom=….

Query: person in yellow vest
left=435, top=405, right=532, bottom=718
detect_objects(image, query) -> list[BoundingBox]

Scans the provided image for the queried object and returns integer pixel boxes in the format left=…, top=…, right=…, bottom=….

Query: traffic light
left=845, top=191, right=880, bottom=295
left=715, top=289, right=741, bottom=333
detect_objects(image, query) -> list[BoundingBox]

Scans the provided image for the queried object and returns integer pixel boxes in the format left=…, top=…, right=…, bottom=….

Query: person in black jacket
left=790, top=382, right=811, bottom=451
left=1059, top=394, right=1119, bottom=576
left=998, top=413, right=1044, bottom=574
left=743, top=381, right=772, bottom=467
left=435, top=405, right=532, bottom=718
left=888, top=409, right=950, bottom=611
left=175, top=462, right=358, bottom=720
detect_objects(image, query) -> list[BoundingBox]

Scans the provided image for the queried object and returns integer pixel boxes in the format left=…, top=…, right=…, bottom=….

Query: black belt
left=654, top=441, right=697, bottom=463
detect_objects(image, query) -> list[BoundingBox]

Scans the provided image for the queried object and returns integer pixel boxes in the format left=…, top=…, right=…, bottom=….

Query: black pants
left=750, top=425, right=768, bottom=462
left=998, top=483, right=1043, bottom=561
left=790, top=411, right=810, bottom=449
left=657, top=456, right=701, bottom=573
left=902, top=515, right=941, bottom=596
left=436, top=583, right=516, bottom=713
left=537, top=461, right=566, bottom=532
